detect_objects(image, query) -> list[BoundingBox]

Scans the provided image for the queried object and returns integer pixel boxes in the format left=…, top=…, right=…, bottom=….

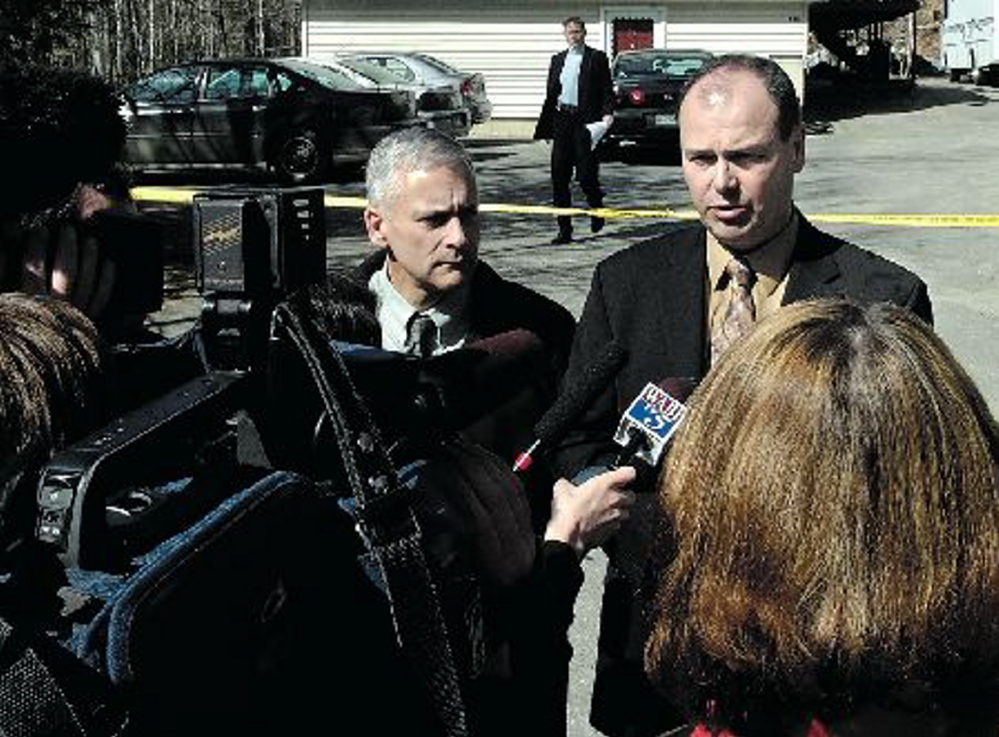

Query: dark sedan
left=602, top=49, right=713, bottom=155
left=120, top=58, right=420, bottom=182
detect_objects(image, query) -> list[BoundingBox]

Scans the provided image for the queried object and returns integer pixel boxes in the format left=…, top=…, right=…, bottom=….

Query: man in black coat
left=534, top=16, right=615, bottom=244
left=552, top=54, right=933, bottom=737
left=355, top=126, right=576, bottom=466
left=356, top=126, right=638, bottom=737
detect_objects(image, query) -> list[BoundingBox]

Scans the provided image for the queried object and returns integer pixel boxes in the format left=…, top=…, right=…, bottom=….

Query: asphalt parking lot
left=140, top=75, right=999, bottom=736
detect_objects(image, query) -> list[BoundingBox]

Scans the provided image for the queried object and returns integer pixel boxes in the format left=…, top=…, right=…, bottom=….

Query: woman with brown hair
left=644, top=299, right=999, bottom=737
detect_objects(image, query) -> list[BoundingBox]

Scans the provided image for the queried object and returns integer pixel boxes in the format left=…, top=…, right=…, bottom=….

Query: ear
left=790, top=124, right=806, bottom=173
left=363, top=206, right=390, bottom=250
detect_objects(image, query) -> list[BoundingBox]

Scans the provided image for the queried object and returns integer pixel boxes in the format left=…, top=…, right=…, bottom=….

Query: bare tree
left=0, top=0, right=302, bottom=81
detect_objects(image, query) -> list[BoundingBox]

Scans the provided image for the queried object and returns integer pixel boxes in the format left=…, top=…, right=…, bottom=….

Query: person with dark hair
left=534, top=15, right=615, bottom=244
left=553, top=53, right=934, bottom=737
left=0, top=63, right=132, bottom=324
left=645, top=299, right=999, bottom=737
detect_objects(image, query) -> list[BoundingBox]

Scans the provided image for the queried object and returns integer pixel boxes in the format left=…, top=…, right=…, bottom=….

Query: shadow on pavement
left=804, top=77, right=994, bottom=134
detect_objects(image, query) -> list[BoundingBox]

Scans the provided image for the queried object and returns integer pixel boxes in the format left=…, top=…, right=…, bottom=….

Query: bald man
left=552, top=54, right=932, bottom=737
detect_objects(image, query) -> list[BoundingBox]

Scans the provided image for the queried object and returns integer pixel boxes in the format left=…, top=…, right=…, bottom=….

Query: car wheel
left=274, top=129, right=327, bottom=183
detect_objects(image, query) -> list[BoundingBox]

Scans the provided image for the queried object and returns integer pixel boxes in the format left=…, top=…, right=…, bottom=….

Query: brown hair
left=0, top=293, right=102, bottom=464
left=645, top=299, right=999, bottom=734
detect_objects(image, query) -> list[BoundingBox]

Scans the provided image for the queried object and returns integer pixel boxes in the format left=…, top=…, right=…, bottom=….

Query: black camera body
left=33, top=186, right=329, bottom=568
left=193, top=187, right=327, bottom=371
left=83, top=207, right=165, bottom=320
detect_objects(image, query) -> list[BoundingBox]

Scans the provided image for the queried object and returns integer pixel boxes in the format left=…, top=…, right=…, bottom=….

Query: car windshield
left=279, top=59, right=363, bottom=91
left=614, top=52, right=711, bottom=79
left=338, top=57, right=409, bottom=85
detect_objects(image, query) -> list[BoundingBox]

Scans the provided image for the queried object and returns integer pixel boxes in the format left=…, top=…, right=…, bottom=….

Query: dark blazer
left=533, top=45, right=614, bottom=140
left=555, top=214, right=933, bottom=477
left=553, top=214, right=933, bottom=737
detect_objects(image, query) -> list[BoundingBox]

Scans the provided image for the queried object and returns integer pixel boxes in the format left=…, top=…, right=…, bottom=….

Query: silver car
left=323, top=55, right=471, bottom=138
left=350, top=51, right=492, bottom=124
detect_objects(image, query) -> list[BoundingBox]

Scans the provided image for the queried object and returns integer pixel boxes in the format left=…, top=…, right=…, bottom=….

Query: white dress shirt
left=367, top=261, right=472, bottom=356
left=558, top=46, right=584, bottom=107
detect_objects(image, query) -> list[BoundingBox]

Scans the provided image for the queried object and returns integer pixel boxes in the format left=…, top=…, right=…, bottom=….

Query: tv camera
left=33, top=187, right=329, bottom=570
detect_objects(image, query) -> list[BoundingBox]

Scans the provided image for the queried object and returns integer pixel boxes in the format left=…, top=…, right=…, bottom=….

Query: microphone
left=335, top=328, right=548, bottom=441
left=417, top=328, right=548, bottom=430
left=512, top=340, right=628, bottom=473
left=611, top=381, right=689, bottom=470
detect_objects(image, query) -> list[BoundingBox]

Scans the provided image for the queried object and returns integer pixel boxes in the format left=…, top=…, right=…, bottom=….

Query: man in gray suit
left=554, top=54, right=932, bottom=737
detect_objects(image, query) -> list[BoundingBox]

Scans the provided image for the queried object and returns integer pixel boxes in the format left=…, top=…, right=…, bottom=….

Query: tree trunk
left=257, top=0, right=265, bottom=55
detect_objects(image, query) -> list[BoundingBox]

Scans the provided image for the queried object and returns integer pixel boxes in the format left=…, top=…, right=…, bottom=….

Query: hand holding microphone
left=545, top=466, right=636, bottom=557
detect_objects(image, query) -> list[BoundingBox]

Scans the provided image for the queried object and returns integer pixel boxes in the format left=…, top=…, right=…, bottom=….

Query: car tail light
left=629, top=88, right=645, bottom=105
left=460, top=77, right=473, bottom=98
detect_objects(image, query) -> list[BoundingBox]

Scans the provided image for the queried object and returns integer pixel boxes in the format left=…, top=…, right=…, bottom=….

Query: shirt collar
left=367, top=258, right=472, bottom=354
left=707, top=209, right=799, bottom=298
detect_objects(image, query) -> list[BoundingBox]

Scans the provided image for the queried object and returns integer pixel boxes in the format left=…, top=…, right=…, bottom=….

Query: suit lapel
left=551, top=50, right=567, bottom=94
left=654, top=226, right=709, bottom=376
left=783, top=215, right=844, bottom=304
left=578, top=47, right=594, bottom=111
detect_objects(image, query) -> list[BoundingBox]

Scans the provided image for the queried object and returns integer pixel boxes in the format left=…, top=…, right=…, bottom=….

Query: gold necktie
left=710, top=258, right=756, bottom=365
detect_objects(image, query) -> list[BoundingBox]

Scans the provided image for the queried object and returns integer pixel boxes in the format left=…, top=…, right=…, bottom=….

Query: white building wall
left=666, top=3, right=809, bottom=96
left=303, top=1, right=809, bottom=119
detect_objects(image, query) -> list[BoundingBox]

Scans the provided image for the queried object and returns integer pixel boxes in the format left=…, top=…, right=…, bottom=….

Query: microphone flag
left=613, top=382, right=687, bottom=466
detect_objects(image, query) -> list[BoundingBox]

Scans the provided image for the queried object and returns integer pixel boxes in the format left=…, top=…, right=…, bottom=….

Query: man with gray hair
left=355, top=127, right=624, bottom=737
left=357, top=126, right=574, bottom=378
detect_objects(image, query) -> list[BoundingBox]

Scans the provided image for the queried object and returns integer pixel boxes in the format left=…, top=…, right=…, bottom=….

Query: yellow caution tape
left=131, top=186, right=200, bottom=204
left=806, top=213, right=999, bottom=228
left=130, top=187, right=999, bottom=228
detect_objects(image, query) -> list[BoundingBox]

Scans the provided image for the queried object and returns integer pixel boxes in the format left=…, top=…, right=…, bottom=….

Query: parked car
left=119, top=57, right=420, bottom=182
left=310, top=54, right=471, bottom=138
left=602, top=49, right=713, bottom=154
left=350, top=51, right=493, bottom=124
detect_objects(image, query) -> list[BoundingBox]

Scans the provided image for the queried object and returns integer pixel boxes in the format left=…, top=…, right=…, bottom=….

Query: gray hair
left=365, top=127, right=475, bottom=213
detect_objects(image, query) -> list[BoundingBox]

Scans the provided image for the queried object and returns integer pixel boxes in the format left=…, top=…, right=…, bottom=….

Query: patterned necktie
left=710, top=257, right=757, bottom=365
left=405, top=312, right=436, bottom=358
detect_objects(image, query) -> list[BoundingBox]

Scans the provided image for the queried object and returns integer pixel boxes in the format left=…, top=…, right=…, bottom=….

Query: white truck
left=942, top=0, right=998, bottom=84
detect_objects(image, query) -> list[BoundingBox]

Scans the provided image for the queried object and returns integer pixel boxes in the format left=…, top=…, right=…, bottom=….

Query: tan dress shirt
left=706, top=212, right=799, bottom=355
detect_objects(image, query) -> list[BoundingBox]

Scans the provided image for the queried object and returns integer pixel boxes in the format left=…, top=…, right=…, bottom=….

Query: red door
left=613, top=19, right=654, bottom=56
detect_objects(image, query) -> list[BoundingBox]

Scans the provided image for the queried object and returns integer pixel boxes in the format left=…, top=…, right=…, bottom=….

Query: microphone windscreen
left=462, top=328, right=542, bottom=357
left=420, top=329, right=547, bottom=429
left=534, top=340, right=627, bottom=446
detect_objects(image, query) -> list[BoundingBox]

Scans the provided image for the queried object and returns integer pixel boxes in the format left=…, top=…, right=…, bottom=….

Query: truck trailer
left=942, top=0, right=998, bottom=83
